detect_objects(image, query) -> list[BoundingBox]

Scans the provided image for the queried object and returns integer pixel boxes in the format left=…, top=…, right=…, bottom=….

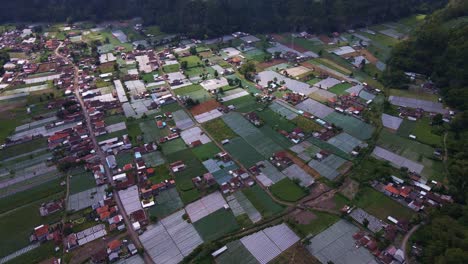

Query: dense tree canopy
left=383, top=0, right=468, bottom=111
left=1, top=0, right=445, bottom=37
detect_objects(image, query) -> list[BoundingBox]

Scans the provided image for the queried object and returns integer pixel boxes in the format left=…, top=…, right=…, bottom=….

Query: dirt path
left=401, top=224, right=420, bottom=263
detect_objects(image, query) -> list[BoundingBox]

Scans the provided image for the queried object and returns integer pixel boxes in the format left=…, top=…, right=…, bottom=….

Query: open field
left=179, top=55, right=202, bottom=68
left=166, top=149, right=206, bottom=204
left=242, top=185, right=284, bottom=218
left=223, top=137, right=264, bottom=168
left=193, top=208, right=239, bottom=241
left=0, top=193, right=63, bottom=258
left=388, top=88, right=439, bottom=102
left=202, top=118, right=238, bottom=142
left=69, top=168, right=96, bottom=195
left=191, top=142, right=220, bottom=161
left=291, top=210, right=340, bottom=237
left=271, top=178, right=307, bottom=202
left=0, top=139, right=47, bottom=160
left=354, top=187, right=413, bottom=221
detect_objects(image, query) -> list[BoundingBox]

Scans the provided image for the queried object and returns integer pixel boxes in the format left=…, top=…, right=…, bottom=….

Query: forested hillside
left=1, top=0, right=445, bottom=37
left=383, top=0, right=468, bottom=110
left=384, top=1, right=468, bottom=263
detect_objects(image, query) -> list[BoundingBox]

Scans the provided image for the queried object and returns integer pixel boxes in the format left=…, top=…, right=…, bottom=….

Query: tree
left=432, top=113, right=443, bottom=126
left=189, top=46, right=197, bottom=55
left=363, top=218, right=369, bottom=228
left=180, top=60, right=188, bottom=70
left=214, top=70, right=219, bottom=78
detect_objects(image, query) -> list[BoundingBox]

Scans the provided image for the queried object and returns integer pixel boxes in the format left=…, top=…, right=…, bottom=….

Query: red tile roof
left=385, top=184, right=400, bottom=195
left=108, top=240, right=122, bottom=251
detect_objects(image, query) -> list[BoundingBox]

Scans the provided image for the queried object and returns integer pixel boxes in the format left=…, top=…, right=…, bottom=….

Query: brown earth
left=189, top=99, right=221, bottom=116
left=290, top=209, right=317, bottom=225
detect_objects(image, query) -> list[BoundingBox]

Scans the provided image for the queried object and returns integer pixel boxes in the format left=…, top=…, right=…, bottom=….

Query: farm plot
left=242, top=185, right=284, bottom=217
left=257, top=161, right=286, bottom=185
left=271, top=178, right=307, bottom=202
left=191, top=142, right=220, bottom=161
left=270, top=101, right=299, bottom=120
left=308, top=155, right=348, bottom=180
left=221, top=88, right=249, bottom=102
left=308, top=89, right=336, bottom=103
left=223, top=137, right=264, bottom=168
left=180, top=126, right=211, bottom=146
left=69, top=168, right=96, bottom=195
left=67, top=185, right=107, bottom=211
left=240, top=224, right=300, bottom=264
left=222, top=112, right=283, bottom=157
left=328, top=83, right=353, bottom=95
left=389, top=96, right=447, bottom=114
left=326, top=133, right=367, bottom=154
left=190, top=99, right=220, bottom=116
left=140, top=209, right=203, bottom=264
left=256, top=108, right=296, bottom=132
left=231, top=191, right=262, bottom=223
left=202, top=118, right=237, bottom=142
left=281, top=164, right=315, bottom=187
left=0, top=196, right=62, bottom=259
left=166, top=149, right=205, bottom=203
left=142, top=151, right=165, bottom=167
left=148, top=188, right=183, bottom=219
left=193, top=208, right=239, bottom=241
left=354, top=187, right=413, bottom=221
left=306, top=220, right=376, bottom=264
left=290, top=141, right=321, bottom=162
left=372, top=146, right=424, bottom=174
left=324, top=112, right=374, bottom=140
left=216, top=240, right=258, bottom=264
left=194, top=109, right=223, bottom=123
left=173, top=84, right=211, bottom=103
left=381, top=113, right=403, bottom=130
left=256, top=71, right=315, bottom=95
left=185, top=191, right=226, bottom=222
left=173, top=110, right=195, bottom=130
left=296, top=99, right=334, bottom=119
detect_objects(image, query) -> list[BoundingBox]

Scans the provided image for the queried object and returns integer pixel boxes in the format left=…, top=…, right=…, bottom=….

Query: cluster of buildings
left=378, top=174, right=453, bottom=212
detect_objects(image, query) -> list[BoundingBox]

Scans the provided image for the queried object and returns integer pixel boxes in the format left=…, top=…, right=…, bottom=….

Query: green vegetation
left=148, top=164, right=171, bottom=183
left=202, top=118, right=237, bottom=142
left=0, top=193, right=62, bottom=258
left=179, top=55, right=202, bottom=68
left=328, top=82, right=352, bottom=95
left=292, top=210, right=340, bottom=237
left=6, top=242, right=57, bottom=264
left=166, top=149, right=206, bottom=204
left=242, top=185, right=284, bottom=217
left=163, top=63, right=180, bottom=73
left=191, top=142, right=220, bottom=161
left=412, top=117, right=443, bottom=147
left=256, top=109, right=295, bottom=131
left=0, top=139, right=47, bottom=160
left=69, top=169, right=95, bottom=195
left=354, top=187, right=413, bottom=221
left=270, top=178, right=307, bottom=202
left=193, top=209, right=239, bottom=241
left=291, top=116, right=323, bottom=133
left=0, top=179, right=63, bottom=214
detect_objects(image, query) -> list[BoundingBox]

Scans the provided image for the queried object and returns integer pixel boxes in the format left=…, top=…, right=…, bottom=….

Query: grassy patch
left=412, top=117, right=443, bottom=147
left=202, top=118, right=237, bottom=142
left=179, top=55, right=202, bottom=68
left=223, top=137, right=264, bottom=168
left=354, top=187, right=413, bottom=221
left=293, top=210, right=340, bottom=237
left=161, top=138, right=187, bottom=155
left=148, top=188, right=183, bottom=219
left=256, top=109, right=295, bottom=131
left=242, top=185, right=284, bottom=218
left=7, top=242, right=57, bottom=264
left=163, top=63, right=180, bottom=73
left=270, top=178, right=307, bottom=202
left=0, top=138, right=47, bottom=160
left=191, top=142, right=221, bottom=161
left=0, top=178, right=63, bottom=214
left=69, top=168, right=96, bottom=195
left=193, top=208, right=239, bottom=241
left=291, top=116, right=323, bottom=133
left=328, top=83, right=352, bottom=95
left=0, top=194, right=63, bottom=258
left=388, top=88, right=439, bottom=102
left=148, top=164, right=172, bottom=184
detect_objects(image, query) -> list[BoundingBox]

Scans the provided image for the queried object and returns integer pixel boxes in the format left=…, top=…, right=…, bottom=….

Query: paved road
left=55, top=44, right=154, bottom=264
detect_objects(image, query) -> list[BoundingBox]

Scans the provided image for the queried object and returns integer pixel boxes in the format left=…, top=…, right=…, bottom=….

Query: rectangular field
left=193, top=208, right=239, bottom=241
left=242, top=185, right=284, bottom=218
